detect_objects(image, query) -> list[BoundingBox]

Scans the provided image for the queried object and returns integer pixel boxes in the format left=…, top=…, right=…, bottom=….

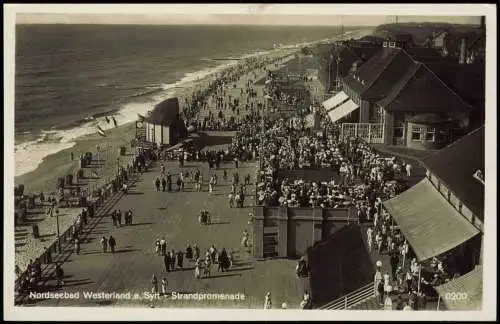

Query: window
left=411, top=127, right=422, bottom=141
left=394, top=120, right=405, bottom=138
left=394, top=127, right=404, bottom=138
left=425, top=127, right=436, bottom=142
left=436, top=129, right=448, bottom=142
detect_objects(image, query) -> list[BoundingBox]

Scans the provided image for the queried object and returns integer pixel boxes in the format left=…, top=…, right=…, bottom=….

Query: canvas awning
left=383, top=178, right=480, bottom=261
left=322, top=91, right=349, bottom=112
left=327, top=99, right=359, bottom=123
left=435, top=265, right=482, bottom=310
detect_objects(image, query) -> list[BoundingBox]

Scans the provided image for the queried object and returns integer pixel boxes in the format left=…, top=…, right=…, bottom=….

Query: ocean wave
left=14, top=34, right=332, bottom=177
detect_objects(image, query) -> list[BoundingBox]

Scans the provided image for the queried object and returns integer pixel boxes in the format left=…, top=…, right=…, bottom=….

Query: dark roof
left=421, top=126, right=485, bottom=220
left=146, top=97, right=180, bottom=125
left=331, top=46, right=363, bottom=78
left=406, top=47, right=444, bottom=63
left=388, top=33, right=414, bottom=43
left=344, top=47, right=400, bottom=96
left=427, top=62, right=485, bottom=110
left=376, top=63, right=474, bottom=113
left=348, top=46, right=382, bottom=62
left=317, top=45, right=379, bottom=82
left=358, top=35, right=385, bottom=44
left=406, top=113, right=456, bottom=124
left=345, top=47, right=416, bottom=100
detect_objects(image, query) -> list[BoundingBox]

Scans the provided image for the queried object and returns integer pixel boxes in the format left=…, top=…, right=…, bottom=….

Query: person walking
left=300, top=292, right=312, bottom=309
left=151, top=274, right=158, bottom=294
left=160, top=237, right=167, bottom=256
left=374, top=260, right=383, bottom=297
left=117, top=209, right=122, bottom=227
left=155, top=239, right=161, bottom=255
left=111, top=211, right=117, bottom=227
left=155, top=177, right=161, bottom=192
left=100, top=236, right=108, bottom=253
left=405, top=163, right=412, bottom=177
left=241, top=229, right=249, bottom=248
left=264, top=292, right=272, bottom=309
left=164, top=254, right=170, bottom=273
left=161, top=277, right=168, bottom=296
left=169, top=250, right=176, bottom=271
left=176, top=250, right=184, bottom=269
left=167, top=173, right=173, bottom=192
left=186, top=244, right=193, bottom=261
left=377, top=279, right=385, bottom=305
left=193, top=244, right=200, bottom=261
left=194, top=258, right=201, bottom=279
left=390, top=252, right=400, bottom=282
left=376, top=232, right=383, bottom=254
left=108, top=235, right=116, bottom=253
left=128, top=209, right=133, bottom=225
left=176, top=177, right=182, bottom=191
left=198, top=174, right=203, bottom=192
left=74, top=237, right=80, bottom=255
left=366, top=227, right=373, bottom=252
left=161, top=177, right=167, bottom=192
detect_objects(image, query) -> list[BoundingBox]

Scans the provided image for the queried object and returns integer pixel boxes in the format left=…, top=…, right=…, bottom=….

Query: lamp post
left=53, top=198, right=61, bottom=254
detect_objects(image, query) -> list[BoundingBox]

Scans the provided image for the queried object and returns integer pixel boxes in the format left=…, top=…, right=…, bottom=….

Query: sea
left=14, top=24, right=346, bottom=176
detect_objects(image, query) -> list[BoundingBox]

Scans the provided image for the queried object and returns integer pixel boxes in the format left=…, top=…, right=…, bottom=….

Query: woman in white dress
left=194, top=258, right=201, bottom=279
left=161, top=277, right=168, bottom=296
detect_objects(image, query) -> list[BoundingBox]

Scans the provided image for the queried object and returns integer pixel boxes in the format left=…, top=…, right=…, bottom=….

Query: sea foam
left=14, top=37, right=325, bottom=177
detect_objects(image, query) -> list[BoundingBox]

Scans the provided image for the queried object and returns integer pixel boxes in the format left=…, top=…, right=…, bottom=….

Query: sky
left=11, top=4, right=484, bottom=26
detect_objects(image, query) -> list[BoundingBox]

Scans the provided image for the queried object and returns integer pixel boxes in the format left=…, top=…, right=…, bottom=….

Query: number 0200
left=445, top=292, right=468, bottom=300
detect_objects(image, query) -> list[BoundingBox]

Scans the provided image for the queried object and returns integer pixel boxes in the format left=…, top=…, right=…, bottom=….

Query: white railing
left=341, top=123, right=384, bottom=144
left=318, top=282, right=374, bottom=310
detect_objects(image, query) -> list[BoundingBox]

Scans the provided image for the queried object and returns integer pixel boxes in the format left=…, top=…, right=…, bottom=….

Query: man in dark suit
left=164, top=253, right=171, bottom=272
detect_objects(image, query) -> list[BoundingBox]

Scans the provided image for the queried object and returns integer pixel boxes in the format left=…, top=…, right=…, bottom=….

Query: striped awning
left=383, top=178, right=480, bottom=261
left=435, top=266, right=482, bottom=310
left=327, top=99, right=359, bottom=124
left=322, top=91, right=349, bottom=112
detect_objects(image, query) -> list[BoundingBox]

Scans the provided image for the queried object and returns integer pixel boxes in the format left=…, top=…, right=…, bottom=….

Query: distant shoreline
left=14, top=28, right=373, bottom=194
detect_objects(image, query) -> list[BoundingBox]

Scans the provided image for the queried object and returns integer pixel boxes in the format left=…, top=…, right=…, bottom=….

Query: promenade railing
left=14, top=160, right=140, bottom=303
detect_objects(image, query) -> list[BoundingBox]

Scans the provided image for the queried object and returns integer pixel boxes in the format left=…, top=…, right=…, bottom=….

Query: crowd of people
left=180, top=53, right=293, bottom=131
left=227, top=113, right=412, bottom=210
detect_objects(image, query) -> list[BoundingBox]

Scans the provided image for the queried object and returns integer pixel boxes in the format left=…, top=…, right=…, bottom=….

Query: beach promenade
left=28, top=157, right=308, bottom=309
left=19, top=50, right=309, bottom=309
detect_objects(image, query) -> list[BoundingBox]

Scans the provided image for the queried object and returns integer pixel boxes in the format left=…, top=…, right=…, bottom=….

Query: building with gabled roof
left=144, top=97, right=187, bottom=147
left=383, top=126, right=484, bottom=279
left=321, top=43, right=480, bottom=150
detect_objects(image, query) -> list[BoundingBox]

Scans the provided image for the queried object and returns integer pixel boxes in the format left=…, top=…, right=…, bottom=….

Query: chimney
left=459, top=38, right=467, bottom=64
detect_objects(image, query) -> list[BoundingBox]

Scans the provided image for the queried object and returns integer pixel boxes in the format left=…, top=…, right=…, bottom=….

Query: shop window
left=411, top=127, right=422, bottom=141
left=425, top=127, right=436, bottom=142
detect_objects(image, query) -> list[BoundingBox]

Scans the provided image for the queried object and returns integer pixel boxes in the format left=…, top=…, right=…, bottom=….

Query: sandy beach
left=12, top=31, right=369, bottom=276
left=14, top=48, right=297, bottom=196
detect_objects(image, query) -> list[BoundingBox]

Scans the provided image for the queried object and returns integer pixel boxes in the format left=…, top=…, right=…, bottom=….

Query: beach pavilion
left=144, top=97, right=187, bottom=147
